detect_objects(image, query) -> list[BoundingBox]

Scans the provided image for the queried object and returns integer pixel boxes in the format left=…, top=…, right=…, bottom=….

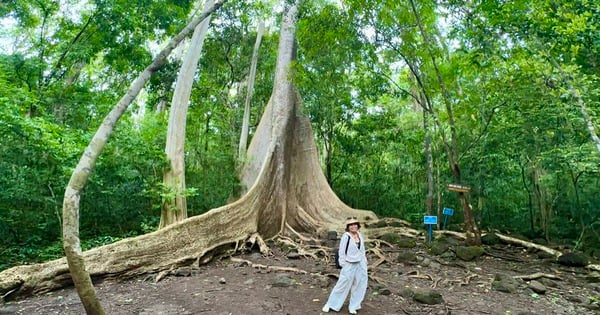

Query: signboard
left=442, top=207, right=454, bottom=230
left=446, top=183, right=471, bottom=193
left=424, top=215, right=437, bottom=244
left=424, top=216, right=438, bottom=225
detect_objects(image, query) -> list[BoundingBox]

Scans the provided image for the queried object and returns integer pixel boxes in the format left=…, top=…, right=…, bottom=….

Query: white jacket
left=338, top=231, right=367, bottom=268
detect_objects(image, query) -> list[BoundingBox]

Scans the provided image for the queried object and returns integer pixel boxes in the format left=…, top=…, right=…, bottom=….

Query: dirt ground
left=2, top=237, right=599, bottom=315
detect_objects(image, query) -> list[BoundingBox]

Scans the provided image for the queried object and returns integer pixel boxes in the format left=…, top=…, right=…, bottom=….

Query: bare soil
left=2, top=239, right=599, bottom=315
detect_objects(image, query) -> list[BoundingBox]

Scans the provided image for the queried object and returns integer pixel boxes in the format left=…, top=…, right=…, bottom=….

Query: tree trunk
left=238, top=20, right=265, bottom=163
left=408, top=0, right=480, bottom=244
left=536, top=37, right=600, bottom=153
left=58, top=2, right=226, bottom=313
left=0, top=0, right=375, bottom=300
left=160, top=0, right=215, bottom=229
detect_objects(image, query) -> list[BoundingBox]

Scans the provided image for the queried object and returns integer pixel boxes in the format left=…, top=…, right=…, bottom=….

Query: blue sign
left=424, top=216, right=438, bottom=225
left=443, top=208, right=454, bottom=216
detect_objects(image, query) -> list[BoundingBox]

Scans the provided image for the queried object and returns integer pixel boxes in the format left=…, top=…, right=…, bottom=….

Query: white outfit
left=324, top=231, right=368, bottom=312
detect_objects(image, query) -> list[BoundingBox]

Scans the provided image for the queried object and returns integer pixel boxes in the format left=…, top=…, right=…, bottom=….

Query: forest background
left=0, top=0, right=599, bottom=272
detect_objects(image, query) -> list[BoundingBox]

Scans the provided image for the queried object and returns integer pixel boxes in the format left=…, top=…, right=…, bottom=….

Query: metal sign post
left=442, top=207, right=454, bottom=230
left=424, top=215, right=438, bottom=244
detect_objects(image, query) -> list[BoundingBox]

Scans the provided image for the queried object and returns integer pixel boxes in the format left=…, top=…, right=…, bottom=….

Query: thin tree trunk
left=540, top=43, right=600, bottom=153
left=60, top=2, right=226, bottom=313
left=408, top=0, right=480, bottom=244
left=160, top=0, right=215, bottom=229
left=238, top=21, right=265, bottom=163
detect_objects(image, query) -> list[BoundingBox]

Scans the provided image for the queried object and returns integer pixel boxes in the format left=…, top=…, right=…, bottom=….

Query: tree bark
left=238, top=20, right=265, bottom=163
left=1, top=0, right=375, bottom=301
left=160, top=0, right=215, bottom=229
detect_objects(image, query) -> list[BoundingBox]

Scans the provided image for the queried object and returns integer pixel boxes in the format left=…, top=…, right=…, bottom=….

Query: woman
left=322, top=218, right=368, bottom=314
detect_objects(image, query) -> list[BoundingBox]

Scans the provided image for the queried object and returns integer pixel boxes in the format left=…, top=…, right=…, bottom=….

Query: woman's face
left=348, top=223, right=359, bottom=232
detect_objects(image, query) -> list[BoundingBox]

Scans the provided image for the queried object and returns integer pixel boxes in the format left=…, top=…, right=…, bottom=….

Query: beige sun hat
left=345, top=217, right=361, bottom=230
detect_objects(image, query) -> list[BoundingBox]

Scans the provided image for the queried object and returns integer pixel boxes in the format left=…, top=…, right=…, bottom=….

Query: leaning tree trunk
left=238, top=20, right=265, bottom=163
left=0, top=0, right=375, bottom=301
left=160, top=0, right=215, bottom=229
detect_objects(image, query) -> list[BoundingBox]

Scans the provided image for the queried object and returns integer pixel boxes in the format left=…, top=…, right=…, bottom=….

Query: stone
left=528, top=280, right=546, bottom=294
left=413, top=290, right=443, bottom=305
left=481, top=233, right=501, bottom=245
left=396, top=251, right=417, bottom=263
left=430, top=241, right=450, bottom=255
left=492, top=273, right=519, bottom=293
left=455, top=246, right=485, bottom=261
left=557, top=252, right=590, bottom=267
left=174, top=267, right=192, bottom=277
left=272, top=274, right=293, bottom=287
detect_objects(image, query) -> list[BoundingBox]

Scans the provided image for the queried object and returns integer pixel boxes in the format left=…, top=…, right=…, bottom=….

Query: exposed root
left=368, top=226, right=422, bottom=239
left=366, top=239, right=395, bottom=249
left=284, top=222, right=313, bottom=243
left=407, top=269, right=434, bottom=281
left=367, top=247, right=388, bottom=270
left=275, top=236, right=322, bottom=260
left=246, top=233, right=271, bottom=256
left=368, top=274, right=387, bottom=284
left=513, top=272, right=562, bottom=281
left=230, top=257, right=307, bottom=274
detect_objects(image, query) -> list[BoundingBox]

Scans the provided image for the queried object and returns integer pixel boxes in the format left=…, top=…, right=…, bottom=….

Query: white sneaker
left=349, top=309, right=357, bottom=314
left=322, top=304, right=330, bottom=313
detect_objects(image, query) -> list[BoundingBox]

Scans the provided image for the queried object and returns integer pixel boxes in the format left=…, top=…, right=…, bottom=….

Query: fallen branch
left=230, top=257, right=307, bottom=274
left=587, top=264, right=600, bottom=272
left=513, top=272, right=562, bottom=281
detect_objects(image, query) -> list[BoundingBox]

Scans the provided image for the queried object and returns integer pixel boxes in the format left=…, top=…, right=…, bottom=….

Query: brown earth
left=1, top=238, right=599, bottom=315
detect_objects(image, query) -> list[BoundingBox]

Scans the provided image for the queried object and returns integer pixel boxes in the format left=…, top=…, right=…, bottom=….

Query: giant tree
left=0, top=0, right=375, bottom=304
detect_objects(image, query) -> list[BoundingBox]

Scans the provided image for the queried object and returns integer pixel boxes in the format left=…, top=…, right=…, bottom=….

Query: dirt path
left=1, top=240, right=599, bottom=315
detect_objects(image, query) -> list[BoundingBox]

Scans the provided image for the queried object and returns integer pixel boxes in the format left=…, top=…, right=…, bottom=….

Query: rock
left=528, top=280, right=546, bottom=294
left=413, top=290, right=443, bottom=305
left=380, top=288, right=392, bottom=296
left=537, top=251, right=555, bottom=259
left=174, top=267, right=192, bottom=277
left=565, top=295, right=584, bottom=303
left=557, top=252, right=590, bottom=267
left=327, top=231, right=337, bottom=240
left=370, top=220, right=389, bottom=228
left=430, top=241, right=450, bottom=255
left=0, top=305, right=18, bottom=315
left=481, top=233, right=501, bottom=245
left=286, top=252, right=301, bottom=259
left=378, top=233, right=417, bottom=248
left=492, top=273, right=520, bottom=293
left=317, top=275, right=330, bottom=288
left=396, top=251, right=417, bottom=263
left=538, top=277, right=558, bottom=288
left=455, top=246, right=485, bottom=261
left=399, top=288, right=415, bottom=298
left=272, top=274, right=293, bottom=287
left=218, top=277, right=226, bottom=284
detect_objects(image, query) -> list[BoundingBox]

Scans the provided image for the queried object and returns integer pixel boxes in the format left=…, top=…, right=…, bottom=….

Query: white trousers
left=325, top=261, right=368, bottom=311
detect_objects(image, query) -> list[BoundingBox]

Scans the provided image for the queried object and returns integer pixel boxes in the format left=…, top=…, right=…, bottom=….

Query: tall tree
left=408, top=0, right=481, bottom=245
left=160, top=0, right=216, bottom=229
left=0, top=0, right=375, bottom=299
